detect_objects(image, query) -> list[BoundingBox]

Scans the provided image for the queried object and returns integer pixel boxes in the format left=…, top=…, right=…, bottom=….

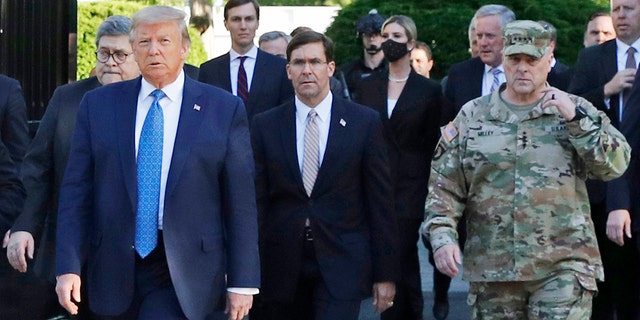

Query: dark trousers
left=381, top=218, right=424, bottom=320
left=262, top=240, right=361, bottom=320
left=0, top=248, right=65, bottom=319
left=590, top=201, right=640, bottom=320
left=92, top=232, right=187, bottom=320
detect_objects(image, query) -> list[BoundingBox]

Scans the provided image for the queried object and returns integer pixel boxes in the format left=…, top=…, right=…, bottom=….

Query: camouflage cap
left=502, top=20, right=551, bottom=58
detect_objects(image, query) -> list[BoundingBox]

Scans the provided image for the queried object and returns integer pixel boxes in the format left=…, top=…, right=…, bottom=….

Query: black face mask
left=365, top=44, right=382, bottom=55
left=382, top=39, right=409, bottom=62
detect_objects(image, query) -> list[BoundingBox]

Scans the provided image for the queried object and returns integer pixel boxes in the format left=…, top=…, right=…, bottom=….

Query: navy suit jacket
left=608, top=70, right=640, bottom=232
left=569, top=39, right=619, bottom=126
left=444, top=57, right=485, bottom=109
left=0, top=74, right=29, bottom=167
left=12, top=77, right=101, bottom=282
left=354, top=70, right=445, bottom=220
left=251, top=97, right=398, bottom=302
left=198, top=48, right=294, bottom=122
left=56, top=76, right=260, bottom=319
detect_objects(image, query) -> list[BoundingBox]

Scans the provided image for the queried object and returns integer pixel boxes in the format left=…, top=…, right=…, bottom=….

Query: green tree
left=77, top=1, right=208, bottom=80
left=326, top=0, right=609, bottom=79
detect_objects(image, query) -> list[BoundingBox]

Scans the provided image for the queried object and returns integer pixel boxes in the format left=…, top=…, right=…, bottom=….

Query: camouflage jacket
left=424, top=88, right=630, bottom=282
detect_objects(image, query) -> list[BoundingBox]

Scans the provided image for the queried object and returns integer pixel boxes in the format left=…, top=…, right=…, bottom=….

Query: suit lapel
left=116, top=78, right=143, bottom=210
left=249, top=50, right=267, bottom=98
left=279, top=102, right=304, bottom=192
left=312, top=100, right=348, bottom=196
left=220, top=53, right=232, bottom=92
left=165, top=77, right=205, bottom=198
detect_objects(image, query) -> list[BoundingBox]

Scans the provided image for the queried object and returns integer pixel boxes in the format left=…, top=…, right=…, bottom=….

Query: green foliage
left=77, top=1, right=208, bottom=80
left=259, top=0, right=352, bottom=6
left=326, top=0, right=609, bottom=80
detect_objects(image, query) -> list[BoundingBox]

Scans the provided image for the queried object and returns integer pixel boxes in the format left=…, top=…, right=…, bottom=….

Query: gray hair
left=96, top=15, right=132, bottom=47
left=131, top=6, right=190, bottom=45
left=259, top=31, right=291, bottom=46
left=473, top=4, right=516, bottom=29
left=468, top=16, right=476, bottom=43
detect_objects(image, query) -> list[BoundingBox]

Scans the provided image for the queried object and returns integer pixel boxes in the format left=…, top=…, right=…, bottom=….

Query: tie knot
left=629, top=47, right=637, bottom=55
left=308, top=109, right=317, bottom=119
left=150, top=89, right=166, bottom=102
left=238, top=56, right=248, bottom=63
left=491, top=68, right=501, bottom=76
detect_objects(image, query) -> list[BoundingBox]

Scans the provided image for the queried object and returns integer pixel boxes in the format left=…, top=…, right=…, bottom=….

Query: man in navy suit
left=569, top=0, right=640, bottom=318
left=251, top=31, right=397, bottom=320
left=198, top=0, right=293, bottom=122
left=5, top=15, right=140, bottom=319
left=55, top=6, right=259, bottom=320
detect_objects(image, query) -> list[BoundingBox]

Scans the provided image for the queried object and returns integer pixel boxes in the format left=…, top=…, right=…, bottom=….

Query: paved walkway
left=359, top=241, right=471, bottom=319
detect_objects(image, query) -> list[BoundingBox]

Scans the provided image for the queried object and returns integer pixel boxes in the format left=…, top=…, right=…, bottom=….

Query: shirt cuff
left=227, top=287, right=260, bottom=295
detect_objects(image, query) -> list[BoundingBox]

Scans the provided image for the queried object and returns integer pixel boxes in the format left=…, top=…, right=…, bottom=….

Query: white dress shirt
left=295, top=93, right=333, bottom=172
left=229, top=45, right=258, bottom=96
left=482, top=64, right=506, bottom=96
left=135, top=71, right=184, bottom=230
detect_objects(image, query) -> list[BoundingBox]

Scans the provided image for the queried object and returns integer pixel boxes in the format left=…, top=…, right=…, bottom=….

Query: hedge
left=77, top=1, right=208, bottom=80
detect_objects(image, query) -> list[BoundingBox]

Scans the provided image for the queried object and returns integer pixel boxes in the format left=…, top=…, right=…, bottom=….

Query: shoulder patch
left=442, top=122, right=458, bottom=143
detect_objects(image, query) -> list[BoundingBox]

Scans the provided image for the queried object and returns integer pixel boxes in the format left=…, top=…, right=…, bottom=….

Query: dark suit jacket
left=0, top=74, right=30, bottom=167
left=444, top=57, right=485, bottom=108
left=568, top=40, right=619, bottom=205
left=198, top=48, right=294, bottom=121
left=608, top=70, right=640, bottom=232
left=0, top=140, right=24, bottom=235
left=56, top=76, right=260, bottom=319
left=568, top=39, right=619, bottom=127
left=183, top=63, right=199, bottom=80
left=548, top=61, right=573, bottom=91
left=251, top=98, right=398, bottom=302
left=354, top=70, right=444, bottom=220
left=12, top=77, right=101, bottom=282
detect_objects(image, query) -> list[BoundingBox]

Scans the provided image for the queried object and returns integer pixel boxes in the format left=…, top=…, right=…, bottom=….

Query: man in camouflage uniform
left=423, top=20, right=630, bottom=320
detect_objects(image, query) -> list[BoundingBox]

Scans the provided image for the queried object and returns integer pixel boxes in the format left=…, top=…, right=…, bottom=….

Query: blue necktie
left=490, top=68, right=502, bottom=93
left=136, top=89, right=165, bottom=258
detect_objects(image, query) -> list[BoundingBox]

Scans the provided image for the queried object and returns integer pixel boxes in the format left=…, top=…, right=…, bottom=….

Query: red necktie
left=237, top=56, right=249, bottom=101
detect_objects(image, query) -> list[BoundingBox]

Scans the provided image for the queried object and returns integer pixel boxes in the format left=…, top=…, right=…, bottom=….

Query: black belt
left=304, top=226, right=314, bottom=241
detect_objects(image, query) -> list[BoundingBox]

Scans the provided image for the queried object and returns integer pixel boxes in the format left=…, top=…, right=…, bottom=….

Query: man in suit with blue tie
left=55, top=6, right=260, bottom=320
left=198, top=0, right=293, bottom=122
left=251, top=31, right=398, bottom=320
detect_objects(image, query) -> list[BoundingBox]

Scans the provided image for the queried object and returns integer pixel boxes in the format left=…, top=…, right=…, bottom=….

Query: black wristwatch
left=569, top=104, right=588, bottom=122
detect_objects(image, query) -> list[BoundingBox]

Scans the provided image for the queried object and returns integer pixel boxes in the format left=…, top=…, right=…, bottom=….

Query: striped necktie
left=302, top=110, right=319, bottom=196
left=237, top=56, right=249, bottom=102
left=490, top=68, right=502, bottom=93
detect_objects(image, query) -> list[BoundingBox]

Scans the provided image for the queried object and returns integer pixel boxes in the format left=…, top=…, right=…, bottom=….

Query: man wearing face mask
left=340, top=9, right=388, bottom=100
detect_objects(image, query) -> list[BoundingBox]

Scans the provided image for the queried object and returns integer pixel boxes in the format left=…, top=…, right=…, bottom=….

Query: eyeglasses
left=95, top=50, right=132, bottom=64
left=289, top=58, right=328, bottom=70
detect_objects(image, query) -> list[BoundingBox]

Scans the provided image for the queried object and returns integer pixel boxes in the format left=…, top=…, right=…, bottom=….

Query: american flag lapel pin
left=193, top=104, right=201, bottom=111
left=340, top=118, right=346, bottom=127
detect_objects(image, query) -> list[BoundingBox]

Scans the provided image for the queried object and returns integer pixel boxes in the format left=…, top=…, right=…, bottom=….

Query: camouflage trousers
left=467, top=270, right=597, bottom=319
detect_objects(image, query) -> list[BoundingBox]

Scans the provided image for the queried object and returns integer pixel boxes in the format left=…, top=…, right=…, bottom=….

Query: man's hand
left=607, top=209, right=632, bottom=246
left=372, top=281, right=396, bottom=314
left=434, top=243, right=462, bottom=278
left=56, top=273, right=82, bottom=315
left=6, top=231, right=34, bottom=272
left=224, top=292, right=252, bottom=320
left=604, top=69, right=637, bottom=97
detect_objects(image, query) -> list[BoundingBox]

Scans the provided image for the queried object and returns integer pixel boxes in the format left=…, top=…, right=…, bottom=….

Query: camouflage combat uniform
left=423, top=86, right=630, bottom=319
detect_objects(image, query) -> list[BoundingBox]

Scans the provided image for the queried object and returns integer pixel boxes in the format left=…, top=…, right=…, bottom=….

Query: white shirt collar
left=230, top=45, right=258, bottom=61
left=295, top=92, right=333, bottom=124
left=484, top=64, right=504, bottom=74
left=140, top=70, right=185, bottom=103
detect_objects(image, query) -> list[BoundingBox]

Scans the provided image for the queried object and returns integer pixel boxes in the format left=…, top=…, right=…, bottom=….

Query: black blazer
left=608, top=70, right=640, bottom=232
left=444, top=57, right=485, bottom=108
left=198, top=48, right=294, bottom=121
left=354, top=70, right=444, bottom=219
left=11, top=77, right=101, bottom=281
left=548, top=61, right=573, bottom=91
left=568, top=39, right=619, bottom=126
left=0, top=74, right=29, bottom=167
left=251, top=98, right=398, bottom=302
left=0, top=140, right=24, bottom=235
